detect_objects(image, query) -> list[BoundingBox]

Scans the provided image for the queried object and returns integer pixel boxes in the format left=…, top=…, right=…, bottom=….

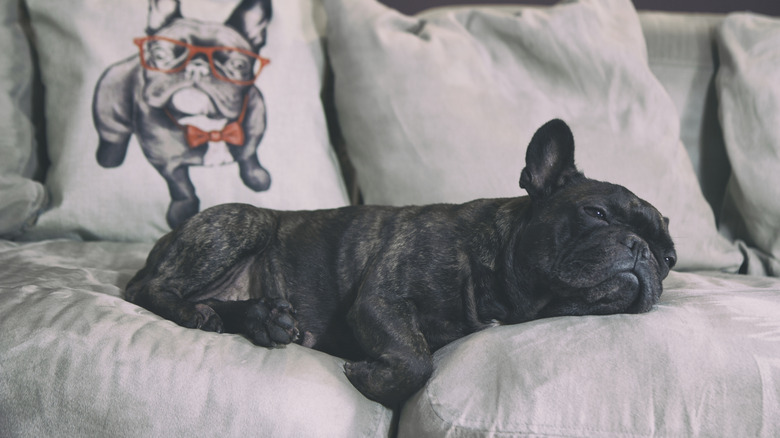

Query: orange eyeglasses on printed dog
left=133, top=36, right=270, bottom=86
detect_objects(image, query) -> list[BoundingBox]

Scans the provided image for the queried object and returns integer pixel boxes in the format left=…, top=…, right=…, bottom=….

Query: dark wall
left=379, top=0, right=780, bottom=16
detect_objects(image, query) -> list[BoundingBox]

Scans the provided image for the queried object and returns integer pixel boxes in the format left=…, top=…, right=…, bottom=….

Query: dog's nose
left=186, top=57, right=211, bottom=81
left=625, top=235, right=650, bottom=262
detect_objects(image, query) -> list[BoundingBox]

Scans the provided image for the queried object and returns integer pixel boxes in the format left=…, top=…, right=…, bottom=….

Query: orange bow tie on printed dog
left=185, top=121, right=245, bottom=148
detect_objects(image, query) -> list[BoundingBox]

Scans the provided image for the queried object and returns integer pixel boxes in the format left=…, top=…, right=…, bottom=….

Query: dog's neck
left=472, top=197, right=553, bottom=325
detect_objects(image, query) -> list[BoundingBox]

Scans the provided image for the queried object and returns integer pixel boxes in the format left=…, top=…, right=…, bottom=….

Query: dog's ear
left=146, top=0, right=182, bottom=35
left=226, top=0, right=273, bottom=51
left=519, top=119, right=583, bottom=199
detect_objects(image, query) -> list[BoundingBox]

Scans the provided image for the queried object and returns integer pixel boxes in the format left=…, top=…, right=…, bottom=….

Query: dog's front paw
left=245, top=298, right=299, bottom=347
left=344, top=354, right=434, bottom=406
left=96, top=138, right=130, bottom=168
left=239, top=161, right=271, bottom=192
left=344, top=360, right=402, bottom=406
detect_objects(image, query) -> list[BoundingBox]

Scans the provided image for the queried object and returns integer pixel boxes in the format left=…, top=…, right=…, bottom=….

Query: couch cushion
left=0, top=0, right=47, bottom=238
left=715, top=12, right=780, bottom=276
left=400, top=271, right=780, bottom=437
left=22, top=0, right=348, bottom=241
left=324, top=0, right=742, bottom=272
left=0, top=240, right=394, bottom=437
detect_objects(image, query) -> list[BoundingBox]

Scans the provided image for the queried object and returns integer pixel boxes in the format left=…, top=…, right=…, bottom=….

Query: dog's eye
left=150, top=47, right=175, bottom=65
left=584, top=207, right=608, bottom=222
left=664, top=255, right=677, bottom=269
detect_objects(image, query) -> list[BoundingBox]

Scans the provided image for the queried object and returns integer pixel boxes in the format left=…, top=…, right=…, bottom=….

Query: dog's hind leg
left=125, top=203, right=276, bottom=333
left=157, top=165, right=200, bottom=229
left=344, top=290, right=434, bottom=406
left=129, top=282, right=226, bottom=332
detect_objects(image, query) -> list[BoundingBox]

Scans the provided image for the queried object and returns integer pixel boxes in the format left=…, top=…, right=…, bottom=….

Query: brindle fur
left=126, top=119, right=676, bottom=406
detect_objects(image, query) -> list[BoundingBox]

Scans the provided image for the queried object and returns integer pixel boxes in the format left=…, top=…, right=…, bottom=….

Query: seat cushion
left=0, top=240, right=394, bottom=437
left=399, top=271, right=780, bottom=437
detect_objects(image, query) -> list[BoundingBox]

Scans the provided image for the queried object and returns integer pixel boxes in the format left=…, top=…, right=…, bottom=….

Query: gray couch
left=2, top=0, right=780, bottom=436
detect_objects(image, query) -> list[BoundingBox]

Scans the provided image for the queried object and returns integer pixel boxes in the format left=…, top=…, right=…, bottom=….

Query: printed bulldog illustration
left=93, top=0, right=273, bottom=229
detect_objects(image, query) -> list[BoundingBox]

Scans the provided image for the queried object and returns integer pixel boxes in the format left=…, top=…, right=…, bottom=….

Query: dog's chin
left=542, top=270, right=661, bottom=318
left=625, top=271, right=663, bottom=313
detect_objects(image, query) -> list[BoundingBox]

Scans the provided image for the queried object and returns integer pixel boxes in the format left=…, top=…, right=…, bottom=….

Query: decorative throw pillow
left=716, top=13, right=780, bottom=276
left=23, top=0, right=349, bottom=241
left=323, top=0, right=743, bottom=272
left=0, top=0, right=47, bottom=238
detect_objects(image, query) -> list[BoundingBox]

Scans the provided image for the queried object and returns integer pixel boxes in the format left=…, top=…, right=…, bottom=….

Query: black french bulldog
left=93, top=0, right=273, bottom=229
left=126, top=119, right=676, bottom=406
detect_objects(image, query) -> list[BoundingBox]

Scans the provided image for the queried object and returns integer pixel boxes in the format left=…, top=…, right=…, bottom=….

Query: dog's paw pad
left=245, top=298, right=299, bottom=347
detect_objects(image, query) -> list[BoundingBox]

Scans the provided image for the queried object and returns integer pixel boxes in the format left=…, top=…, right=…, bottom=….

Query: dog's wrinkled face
left=139, top=0, right=271, bottom=119
left=520, top=180, right=676, bottom=317
left=517, top=119, right=676, bottom=317
left=141, top=20, right=254, bottom=119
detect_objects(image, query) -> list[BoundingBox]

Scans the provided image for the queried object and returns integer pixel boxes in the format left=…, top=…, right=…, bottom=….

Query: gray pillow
left=324, top=0, right=743, bottom=271
left=22, top=0, right=349, bottom=241
left=0, top=0, right=47, bottom=238
left=716, top=12, right=780, bottom=276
